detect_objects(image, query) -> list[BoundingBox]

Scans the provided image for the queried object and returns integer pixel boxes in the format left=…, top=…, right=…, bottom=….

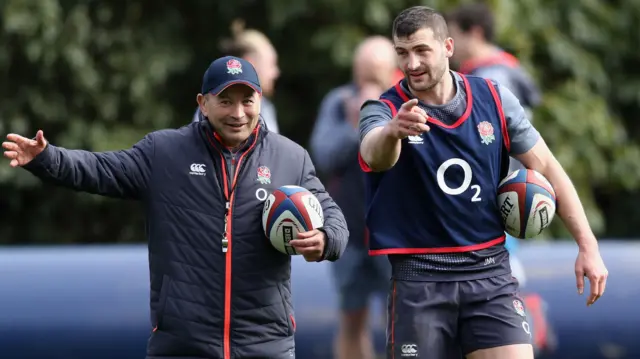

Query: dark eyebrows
left=394, top=44, right=432, bottom=52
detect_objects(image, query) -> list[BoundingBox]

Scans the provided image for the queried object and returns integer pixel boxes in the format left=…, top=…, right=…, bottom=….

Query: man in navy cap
left=3, top=56, right=349, bottom=359
left=193, top=22, right=281, bottom=134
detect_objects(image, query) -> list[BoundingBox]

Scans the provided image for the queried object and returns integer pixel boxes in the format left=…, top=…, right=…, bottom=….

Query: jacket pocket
left=277, top=283, right=295, bottom=336
left=155, top=275, right=172, bottom=330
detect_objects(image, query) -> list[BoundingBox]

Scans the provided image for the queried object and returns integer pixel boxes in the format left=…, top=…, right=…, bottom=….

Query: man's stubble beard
left=408, top=60, right=448, bottom=93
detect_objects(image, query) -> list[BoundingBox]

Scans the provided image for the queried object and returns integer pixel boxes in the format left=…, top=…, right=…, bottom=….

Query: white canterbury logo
left=401, top=343, right=418, bottom=357
left=189, top=163, right=206, bottom=176
left=407, top=135, right=423, bottom=144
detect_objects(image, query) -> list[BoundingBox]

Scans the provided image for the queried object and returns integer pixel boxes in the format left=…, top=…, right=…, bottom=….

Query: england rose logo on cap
left=227, top=59, right=243, bottom=75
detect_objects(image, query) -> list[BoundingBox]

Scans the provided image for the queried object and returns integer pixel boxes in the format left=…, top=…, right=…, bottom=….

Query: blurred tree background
left=0, top=0, right=639, bottom=244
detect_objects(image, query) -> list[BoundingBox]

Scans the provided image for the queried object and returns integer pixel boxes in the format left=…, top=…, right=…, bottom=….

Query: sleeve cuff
left=318, top=227, right=338, bottom=262
left=23, top=143, right=55, bottom=173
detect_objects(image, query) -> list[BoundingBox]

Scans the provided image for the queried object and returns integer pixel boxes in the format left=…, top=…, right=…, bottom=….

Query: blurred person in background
left=309, top=36, right=396, bottom=359
left=446, top=4, right=555, bottom=354
left=446, top=2, right=541, bottom=120
left=3, top=56, right=348, bottom=359
left=193, top=20, right=281, bottom=134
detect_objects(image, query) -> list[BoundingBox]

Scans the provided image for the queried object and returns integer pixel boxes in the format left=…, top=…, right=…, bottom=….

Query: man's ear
left=444, top=37, right=454, bottom=58
left=196, top=93, right=207, bottom=116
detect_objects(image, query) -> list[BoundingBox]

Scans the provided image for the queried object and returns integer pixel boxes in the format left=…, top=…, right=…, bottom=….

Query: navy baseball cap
left=201, top=56, right=262, bottom=96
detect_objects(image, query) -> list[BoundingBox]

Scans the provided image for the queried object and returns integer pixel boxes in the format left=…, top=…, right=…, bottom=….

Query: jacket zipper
left=221, top=153, right=236, bottom=253
left=219, top=153, right=239, bottom=359
left=209, top=130, right=260, bottom=359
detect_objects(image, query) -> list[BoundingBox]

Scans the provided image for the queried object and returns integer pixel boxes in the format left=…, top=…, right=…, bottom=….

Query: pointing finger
left=400, top=98, right=419, bottom=111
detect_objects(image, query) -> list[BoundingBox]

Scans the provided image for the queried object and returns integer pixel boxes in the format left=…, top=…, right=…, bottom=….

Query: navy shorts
left=387, top=274, right=531, bottom=358
left=331, top=244, right=391, bottom=312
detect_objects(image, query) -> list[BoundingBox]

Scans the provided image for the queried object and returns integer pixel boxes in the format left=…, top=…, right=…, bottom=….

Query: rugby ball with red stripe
left=497, top=169, right=557, bottom=239
left=262, top=185, right=324, bottom=255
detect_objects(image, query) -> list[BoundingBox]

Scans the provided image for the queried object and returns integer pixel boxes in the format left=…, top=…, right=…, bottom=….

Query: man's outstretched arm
left=6, top=131, right=154, bottom=200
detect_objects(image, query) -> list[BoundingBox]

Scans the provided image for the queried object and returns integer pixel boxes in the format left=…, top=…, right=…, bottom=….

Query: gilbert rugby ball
left=262, top=185, right=324, bottom=255
left=497, top=169, right=556, bottom=239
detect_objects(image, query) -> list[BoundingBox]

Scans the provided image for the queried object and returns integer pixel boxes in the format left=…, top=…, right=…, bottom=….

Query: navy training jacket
left=22, top=120, right=349, bottom=359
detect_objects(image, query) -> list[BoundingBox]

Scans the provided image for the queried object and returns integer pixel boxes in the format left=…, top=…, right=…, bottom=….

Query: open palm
left=2, top=130, right=47, bottom=167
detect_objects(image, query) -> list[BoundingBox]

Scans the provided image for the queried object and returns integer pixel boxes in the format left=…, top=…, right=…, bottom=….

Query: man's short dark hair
left=445, top=3, right=495, bottom=42
left=392, top=6, right=449, bottom=40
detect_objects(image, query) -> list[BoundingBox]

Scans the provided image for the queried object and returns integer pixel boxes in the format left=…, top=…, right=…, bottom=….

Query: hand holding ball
left=262, top=185, right=324, bottom=256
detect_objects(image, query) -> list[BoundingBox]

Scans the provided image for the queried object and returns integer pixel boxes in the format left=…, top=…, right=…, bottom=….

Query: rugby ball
left=497, top=169, right=557, bottom=239
left=262, top=185, right=324, bottom=255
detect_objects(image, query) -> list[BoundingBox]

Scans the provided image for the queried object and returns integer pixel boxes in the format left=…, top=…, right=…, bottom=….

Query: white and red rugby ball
left=497, top=169, right=557, bottom=239
left=262, top=185, right=324, bottom=255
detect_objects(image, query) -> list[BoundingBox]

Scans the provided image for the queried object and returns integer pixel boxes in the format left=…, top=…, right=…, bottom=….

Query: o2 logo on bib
left=256, top=188, right=269, bottom=202
left=436, top=158, right=482, bottom=202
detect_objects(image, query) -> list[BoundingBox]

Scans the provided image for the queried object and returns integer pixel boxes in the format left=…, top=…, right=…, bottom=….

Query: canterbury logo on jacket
left=23, top=120, right=349, bottom=359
